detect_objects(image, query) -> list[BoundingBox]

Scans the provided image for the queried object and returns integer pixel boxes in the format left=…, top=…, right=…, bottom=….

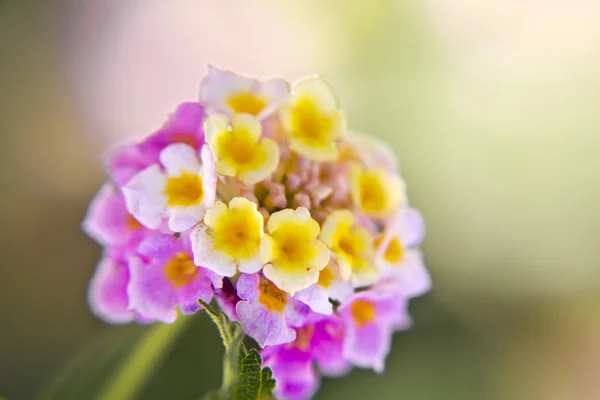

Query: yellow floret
left=350, top=162, right=406, bottom=218
left=280, top=77, right=346, bottom=162
left=320, top=210, right=379, bottom=287
left=260, top=207, right=330, bottom=294
left=205, top=114, right=279, bottom=185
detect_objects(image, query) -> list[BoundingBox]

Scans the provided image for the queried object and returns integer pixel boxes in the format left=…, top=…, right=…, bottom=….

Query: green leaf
left=259, top=367, right=276, bottom=397
left=232, top=349, right=263, bottom=400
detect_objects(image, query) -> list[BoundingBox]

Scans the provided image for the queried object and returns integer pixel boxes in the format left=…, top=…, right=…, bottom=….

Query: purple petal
left=88, top=255, right=134, bottom=324
left=236, top=273, right=260, bottom=301
left=236, top=301, right=296, bottom=347
left=342, top=322, right=391, bottom=374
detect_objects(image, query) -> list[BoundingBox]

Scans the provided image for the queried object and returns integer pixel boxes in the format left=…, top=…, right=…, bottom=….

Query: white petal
left=238, top=256, right=264, bottom=274
left=168, top=204, right=205, bottom=232
left=159, top=143, right=200, bottom=176
left=122, top=165, right=167, bottom=229
left=190, top=225, right=237, bottom=277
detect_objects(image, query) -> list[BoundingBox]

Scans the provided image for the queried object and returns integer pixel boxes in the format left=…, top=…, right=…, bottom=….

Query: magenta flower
left=235, top=273, right=310, bottom=347
left=338, top=283, right=411, bottom=373
left=262, top=315, right=349, bottom=400
left=107, top=102, right=206, bottom=187
left=127, top=234, right=221, bottom=323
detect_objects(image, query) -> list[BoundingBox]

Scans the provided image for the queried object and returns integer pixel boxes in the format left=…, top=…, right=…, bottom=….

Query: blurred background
left=2, top=0, right=600, bottom=399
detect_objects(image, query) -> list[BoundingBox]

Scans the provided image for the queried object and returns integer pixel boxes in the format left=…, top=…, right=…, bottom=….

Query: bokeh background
left=2, top=0, right=600, bottom=399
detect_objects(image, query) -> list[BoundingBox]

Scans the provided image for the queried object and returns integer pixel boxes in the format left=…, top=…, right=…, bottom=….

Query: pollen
left=227, top=92, right=267, bottom=116
left=350, top=299, right=376, bottom=327
left=258, top=278, right=287, bottom=313
left=164, top=252, right=198, bottom=288
left=164, top=172, right=204, bottom=207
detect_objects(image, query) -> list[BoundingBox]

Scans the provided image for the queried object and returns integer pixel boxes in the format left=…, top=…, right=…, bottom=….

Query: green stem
left=95, top=316, right=191, bottom=400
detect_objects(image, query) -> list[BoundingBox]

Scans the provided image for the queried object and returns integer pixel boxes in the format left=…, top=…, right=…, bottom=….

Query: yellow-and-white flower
left=191, top=197, right=264, bottom=277
left=319, top=210, right=379, bottom=288
left=199, top=65, right=289, bottom=118
left=349, top=162, right=406, bottom=218
left=205, top=114, right=279, bottom=185
left=280, top=77, right=347, bottom=162
left=260, top=207, right=330, bottom=294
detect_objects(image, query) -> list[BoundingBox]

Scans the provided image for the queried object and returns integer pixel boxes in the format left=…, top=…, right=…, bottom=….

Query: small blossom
left=191, top=197, right=264, bottom=277
left=128, top=234, right=221, bottom=323
left=340, top=131, right=398, bottom=173
left=199, top=65, right=289, bottom=117
left=294, top=260, right=353, bottom=315
left=107, top=102, right=205, bottom=187
left=205, top=114, right=279, bottom=185
left=349, top=162, right=407, bottom=218
left=338, top=284, right=411, bottom=373
left=375, top=209, right=431, bottom=298
left=123, top=144, right=216, bottom=232
left=319, top=210, right=379, bottom=287
left=82, top=183, right=146, bottom=246
left=280, top=77, right=347, bottom=162
left=88, top=252, right=135, bottom=324
left=235, top=273, right=309, bottom=347
left=260, top=208, right=330, bottom=294
left=262, top=315, right=349, bottom=400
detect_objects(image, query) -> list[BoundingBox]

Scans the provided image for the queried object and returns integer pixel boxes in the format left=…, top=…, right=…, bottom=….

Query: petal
left=168, top=203, right=206, bottom=232
left=236, top=273, right=260, bottom=301
left=88, top=255, right=134, bottom=324
left=204, top=114, right=229, bottom=148
left=259, top=234, right=276, bottom=263
left=176, top=267, right=215, bottom=315
left=122, top=165, right=167, bottom=230
left=395, top=249, right=431, bottom=299
left=292, top=76, right=339, bottom=111
left=294, top=284, right=333, bottom=315
left=236, top=138, right=279, bottom=185
left=238, top=255, right=264, bottom=274
left=200, top=65, right=255, bottom=112
left=342, top=322, right=391, bottom=373
left=396, top=208, right=426, bottom=248
left=159, top=143, right=200, bottom=176
left=231, top=113, right=262, bottom=141
left=235, top=301, right=296, bottom=347
left=82, top=184, right=131, bottom=246
left=200, top=145, right=217, bottom=208
left=190, top=224, right=237, bottom=277
left=127, top=256, right=178, bottom=324
left=263, top=262, right=320, bottom=295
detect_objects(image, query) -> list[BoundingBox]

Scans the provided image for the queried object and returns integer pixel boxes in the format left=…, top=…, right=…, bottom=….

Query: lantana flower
left=280, top=77, right=347, bottom=162
left=128, top=234, right=221, bottom=324
left=375, top=208, right=431, bottom=298
left=235, top=273, right=309, bottom=347
left=199, top=65, right=289, bottom=117
left=338, top=283, right=411, bottom=373
left=319, top=210, right=379, bottom=287
left=204, top=113, right=279, bottom=185
left=107, top=102, right=206, bottom=187
left=350, top=162, right=407, bottom=218
left=191, top=197, right=264, bottom=277
left=123, top=143, right=216, bottom=232
left=262, top=315, right=349, bottom=400
left=84, top=66, right=432, bottom=399
left=260, top=207, right=330, bottom=294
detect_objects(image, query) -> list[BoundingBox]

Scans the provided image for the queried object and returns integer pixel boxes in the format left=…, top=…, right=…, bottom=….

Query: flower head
left=281, top=77, right=347, bottom=162
left=123, top=143, right=216, bottom=232
left=260, top=207, right=330, bottom=294
left=191, top=197, right=264, bottom=277
left=205, top=114, right=279, bottom=185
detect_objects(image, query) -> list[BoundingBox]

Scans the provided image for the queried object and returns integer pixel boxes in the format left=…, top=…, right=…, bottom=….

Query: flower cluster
left=83, top=66, right=430, bottom=399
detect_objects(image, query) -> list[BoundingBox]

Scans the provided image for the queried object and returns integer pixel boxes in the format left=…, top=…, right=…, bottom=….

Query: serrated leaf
left=259, top=367, right=276, bottom=397
left=232, top=349, right=263, bottom=400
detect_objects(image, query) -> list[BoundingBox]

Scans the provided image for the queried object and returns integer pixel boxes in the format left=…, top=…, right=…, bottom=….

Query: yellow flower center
left=350, top=299, right=376, bottom=327
left=215, top=127, right=265, bottom=167
left=164, top=252, right=198, bottom=288
left=357, top=171, right=388, bottom=214
left=290, top=97, right=334, bottom=145
left=227, top=92, right=267, bottom=116
left=164, top=172, right=204, bottom=207
left=258, top=278, right=287, bottom=312
left=317, top=266, right=335, bottom=288
left=272, top=227, right=317, bottom=272
left=374, top=234, right=404, bottom=264
left=211, top=206, right=263, bottom=260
